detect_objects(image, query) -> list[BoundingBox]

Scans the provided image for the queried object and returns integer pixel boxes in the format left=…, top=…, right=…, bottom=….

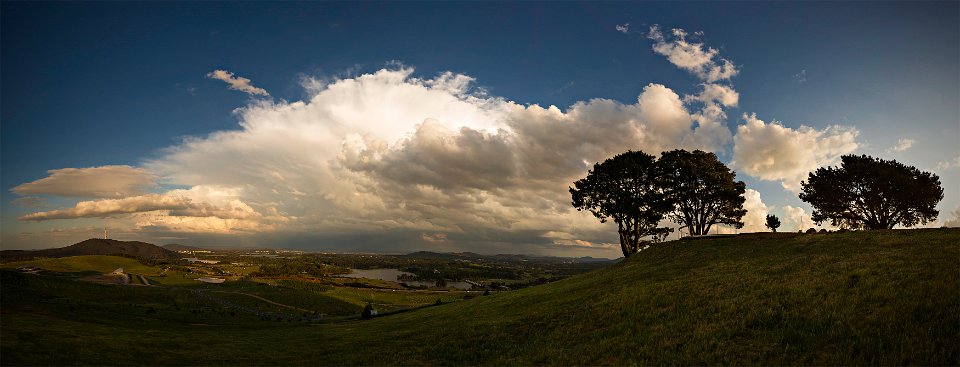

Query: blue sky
left=2, top=2, right=957, bottom=256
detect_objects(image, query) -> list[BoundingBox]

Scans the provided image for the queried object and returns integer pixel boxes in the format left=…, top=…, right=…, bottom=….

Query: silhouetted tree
left=765, top=214, right=781, bottom=232
left=361, top=303, right=376, bottom=319
left=570, top=151, right=673, bottom=257
left=659, top=149, right=747, bottom=236
left=799, top=155, right=942, bottom=229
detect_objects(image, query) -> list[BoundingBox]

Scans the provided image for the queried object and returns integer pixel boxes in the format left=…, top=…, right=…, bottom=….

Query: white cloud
left=781, top=205, right=838, bottom=231
left=943, top=206, right=960, bottom=228
left=648, top=25, right=738, bottom=83
left=936, top=155, right=960, bottom=171
left=615, top=23, right=630, bottom=34
left=19, top=186, right=289, bottom=234
left=19, top=194, right=194, bottom=221
left=741, top=189, right=770, bottom=233
left=207, top=69, right=270, bottom=96
left=732, top=113, right=860, bottom=192
left=11, top=165, right=157, bottom=198
left=682, top=83, right=739, bottom=152
left=783, top=205, right=814, bottom=231
left=886, top=138, right=916, bottom=153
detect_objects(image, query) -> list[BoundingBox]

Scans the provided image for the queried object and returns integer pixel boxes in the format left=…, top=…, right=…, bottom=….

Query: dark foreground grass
left=2, top=229, right=957, bottom=365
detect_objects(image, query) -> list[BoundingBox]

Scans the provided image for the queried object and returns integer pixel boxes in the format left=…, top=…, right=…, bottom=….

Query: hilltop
left=1, top=229, right=957, bottom=365
left=1, top=238, right=178, bottom=261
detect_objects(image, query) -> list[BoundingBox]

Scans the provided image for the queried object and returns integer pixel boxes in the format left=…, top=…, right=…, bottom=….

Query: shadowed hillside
left=1, top=239, right=178, bottom=260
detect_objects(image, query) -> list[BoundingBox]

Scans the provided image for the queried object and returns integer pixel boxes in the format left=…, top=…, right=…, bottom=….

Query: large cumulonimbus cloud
left=16, top=27, right=850, bottom=255
left=141, top=67, right=740, bottom=250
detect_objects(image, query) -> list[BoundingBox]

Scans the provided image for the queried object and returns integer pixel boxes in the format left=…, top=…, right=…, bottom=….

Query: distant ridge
left=1, top=238, right=178, bottom=261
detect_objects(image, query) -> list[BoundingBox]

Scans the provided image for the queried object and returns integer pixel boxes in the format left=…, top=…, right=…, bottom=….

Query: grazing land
left=2, top=229, right=958, bottom=365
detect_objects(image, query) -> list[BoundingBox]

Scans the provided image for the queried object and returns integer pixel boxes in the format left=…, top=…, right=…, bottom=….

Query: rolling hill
left=1, top=229, right=957, bottom=365
left=1, top=238, right=179, bottom=260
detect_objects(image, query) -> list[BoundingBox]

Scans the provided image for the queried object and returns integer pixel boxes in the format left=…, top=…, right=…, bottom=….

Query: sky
left=2, top=2, right=958, bottom=257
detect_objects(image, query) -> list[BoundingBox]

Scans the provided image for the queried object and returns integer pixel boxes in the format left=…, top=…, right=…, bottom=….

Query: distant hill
left=1, top=239, right=178, bottom=261
left=162, top=243, right=207, bottom=252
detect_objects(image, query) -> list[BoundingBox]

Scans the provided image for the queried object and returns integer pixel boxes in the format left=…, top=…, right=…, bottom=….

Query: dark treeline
left=252, top=259, right=349, bottom=277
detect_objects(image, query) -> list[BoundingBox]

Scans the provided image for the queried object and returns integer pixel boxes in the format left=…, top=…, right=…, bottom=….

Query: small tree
left=659, top=149, right=747, bottom=236
left=570, top=151, right=673, bottom=257
left=361, top=303, right=376, bottom=319
left=799, top=155, right=942, bottom=229
left=765, top=214, right=781, bottom=232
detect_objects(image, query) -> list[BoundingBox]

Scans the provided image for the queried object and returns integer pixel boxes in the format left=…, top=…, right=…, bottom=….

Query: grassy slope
left=2, top=255, right=161, bottom=275
left=2, top=229, right=958, bottom=365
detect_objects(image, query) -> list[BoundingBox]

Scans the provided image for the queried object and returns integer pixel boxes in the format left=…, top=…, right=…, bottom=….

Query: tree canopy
left=570, top=151, right=673, bottom=257
left=765, top=214, right=781, bottom=232
left=799, top=154, right=943, bottom=230
left=659, top=149, right=747, bottom=236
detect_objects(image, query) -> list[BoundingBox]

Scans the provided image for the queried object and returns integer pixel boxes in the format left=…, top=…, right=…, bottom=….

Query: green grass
left=2, top=255, right=161, bottom=275
left=2, top=229, right=957, bottom=365
left=324, top=287, right=466, bottom=310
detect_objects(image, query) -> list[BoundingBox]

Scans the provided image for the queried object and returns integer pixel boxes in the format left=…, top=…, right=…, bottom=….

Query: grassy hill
left=1, top=229, right=957, bottom=365
left=2, top=255, right=163, bottom=275
left=1, top=238, right=179, bottom=261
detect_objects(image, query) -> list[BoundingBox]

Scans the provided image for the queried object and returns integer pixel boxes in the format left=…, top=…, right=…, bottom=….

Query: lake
left=341, top=268, right=474, bottom=290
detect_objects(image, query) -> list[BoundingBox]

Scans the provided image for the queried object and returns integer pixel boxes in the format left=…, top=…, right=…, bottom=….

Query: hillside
left=3, top=255, right=163, bottom=275
left=1, top=229, right=957, bottom=365
left=1, top=238, right=178, bottom=260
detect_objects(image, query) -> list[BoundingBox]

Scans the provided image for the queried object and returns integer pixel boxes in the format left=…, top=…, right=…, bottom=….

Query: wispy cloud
left=615, top=23, right=630, bottom=34
left=11, top=196, right=45, bottom=208
left=648, top=25, right=738, bottom=83
left=12, top=165, right=157, bottom=198
left=885, top=138, right=916, bottom=153
left=19, top=194, right=195, bottom=221
left=794, top=69, right=807, bottom=83
left=936, top=155, right=960, bottom=171
left=206, top=69, right=270, bottom=96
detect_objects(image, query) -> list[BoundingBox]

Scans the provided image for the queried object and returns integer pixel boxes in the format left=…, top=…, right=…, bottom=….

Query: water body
left=341, top=268, right=473, bottom=290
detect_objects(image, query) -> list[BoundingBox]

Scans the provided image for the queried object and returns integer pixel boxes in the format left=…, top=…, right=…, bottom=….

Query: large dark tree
left=659, top=149, right=747, bottom=236
left=570, top=151, right=673, bottom=257
left=799, top=154, right=942, bottom=230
